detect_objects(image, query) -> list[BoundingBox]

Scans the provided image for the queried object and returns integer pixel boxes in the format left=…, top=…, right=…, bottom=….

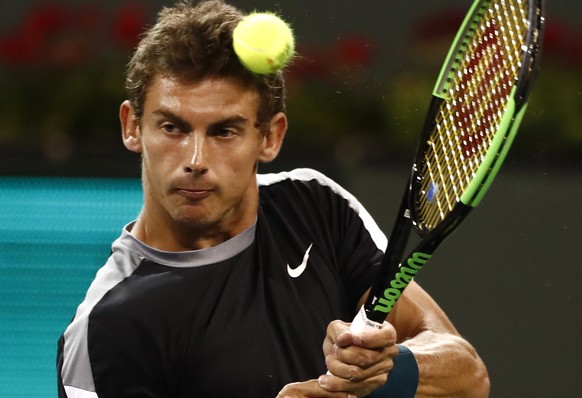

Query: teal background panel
left=0, top=177, right=142, bottom=398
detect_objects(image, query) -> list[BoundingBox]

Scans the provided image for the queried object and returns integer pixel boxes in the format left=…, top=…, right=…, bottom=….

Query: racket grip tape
left=350, top=305, right=384, bottom=334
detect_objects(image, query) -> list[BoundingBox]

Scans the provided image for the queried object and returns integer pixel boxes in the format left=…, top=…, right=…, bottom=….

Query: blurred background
left=0, top=0, right=580, bottom=397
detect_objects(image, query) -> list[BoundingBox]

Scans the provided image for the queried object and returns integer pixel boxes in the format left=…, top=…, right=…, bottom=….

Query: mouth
left=176, top=188, right=213, bottom=200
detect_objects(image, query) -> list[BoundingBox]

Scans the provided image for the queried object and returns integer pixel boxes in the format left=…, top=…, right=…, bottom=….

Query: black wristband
left=367, top=344, right=419, bottom=398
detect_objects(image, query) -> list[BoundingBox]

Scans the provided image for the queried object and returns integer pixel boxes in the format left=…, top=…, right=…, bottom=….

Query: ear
left=257, top=112, right=287, bottom=163
left=120, top=100, right=143, bottom=154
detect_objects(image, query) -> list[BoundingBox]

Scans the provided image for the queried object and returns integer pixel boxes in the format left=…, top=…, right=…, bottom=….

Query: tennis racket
left=350, top=0, right=545, bottom=333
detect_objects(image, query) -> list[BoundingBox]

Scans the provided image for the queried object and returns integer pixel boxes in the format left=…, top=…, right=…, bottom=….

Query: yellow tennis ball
left=233, top=12, right=295, bottom=74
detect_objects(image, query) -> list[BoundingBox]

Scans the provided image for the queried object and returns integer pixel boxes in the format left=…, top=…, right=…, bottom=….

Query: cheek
left=140, top=141, right=181, bottom=194
left=141, top=146, right=163, bottom=180
left=229, top=148, right=260, bottom=180
left=214, top=139, right=261, bottom=169
left=142, top=136, right=183, bottom=171
left=215, top=147, right=259, bottom=189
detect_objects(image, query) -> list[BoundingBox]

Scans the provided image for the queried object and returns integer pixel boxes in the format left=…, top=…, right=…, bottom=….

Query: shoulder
left=258, top=168, right=334, bottom=186
left=258, top=168, right=359, bottom=208
left=258, top=168, right=387, bottom=251
left=59, top=233, right=143, bottom=393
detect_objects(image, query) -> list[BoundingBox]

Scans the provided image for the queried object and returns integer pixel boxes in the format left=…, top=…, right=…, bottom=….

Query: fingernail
left=318, top=375, right=328, bottom=387
left=348, top=395, right=357, bottom=398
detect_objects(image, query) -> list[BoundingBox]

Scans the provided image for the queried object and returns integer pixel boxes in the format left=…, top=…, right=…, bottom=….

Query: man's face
left=125, top=75, right=281, bottom=243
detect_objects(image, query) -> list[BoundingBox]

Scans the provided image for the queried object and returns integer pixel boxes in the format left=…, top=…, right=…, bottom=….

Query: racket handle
left=350, top=305, right=384, bottom=335
left=326, top=306, right=385, bottom=376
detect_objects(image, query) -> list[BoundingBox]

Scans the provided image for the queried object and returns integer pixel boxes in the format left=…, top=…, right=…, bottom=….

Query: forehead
left=144, top=75, right=260, bottom=118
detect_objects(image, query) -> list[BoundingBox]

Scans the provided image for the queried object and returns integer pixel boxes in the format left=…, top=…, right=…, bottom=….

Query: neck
left=130, top=212, right=257, bottom=251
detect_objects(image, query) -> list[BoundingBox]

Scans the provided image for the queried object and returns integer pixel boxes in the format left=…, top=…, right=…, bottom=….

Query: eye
left=211, top=127, right=236, bottom=138
left=161, top=123, right=179, bottom=134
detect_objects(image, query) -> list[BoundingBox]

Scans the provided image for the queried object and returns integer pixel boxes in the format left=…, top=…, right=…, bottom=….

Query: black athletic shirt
left=57, top=168, right=387, bottom=398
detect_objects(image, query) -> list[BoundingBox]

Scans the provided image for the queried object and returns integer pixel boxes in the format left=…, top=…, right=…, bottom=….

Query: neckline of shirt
left=115, top=220, right=257, bottom=268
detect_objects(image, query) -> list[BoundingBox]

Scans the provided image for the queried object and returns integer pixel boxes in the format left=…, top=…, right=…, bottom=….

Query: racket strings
left=418, top=0, right=529, bottom=230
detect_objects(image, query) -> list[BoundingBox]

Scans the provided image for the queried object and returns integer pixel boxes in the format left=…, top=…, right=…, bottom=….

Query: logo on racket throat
left=427, top=182, right=439, bottom=203
left=373, top=252, right=431, bottom=314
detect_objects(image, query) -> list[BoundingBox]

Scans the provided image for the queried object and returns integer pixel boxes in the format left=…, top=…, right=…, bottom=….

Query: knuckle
left=347, top=366, right=360, bottom=382
left=354, top=350, right=376, bottom=367
left=377, top=372, right=389, bottom=386
left=329, top=319, right=345, bottom=332
left=364, top=373, right=388, bottom=391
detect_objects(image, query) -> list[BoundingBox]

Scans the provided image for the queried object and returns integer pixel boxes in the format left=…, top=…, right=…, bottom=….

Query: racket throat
left=369, top=252, right=431, bottom=316
left=365, top=204, right=471, bottom=322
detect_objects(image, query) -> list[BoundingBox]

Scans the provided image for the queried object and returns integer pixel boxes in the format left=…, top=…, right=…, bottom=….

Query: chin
left=173, top=210, right=217, bottom=230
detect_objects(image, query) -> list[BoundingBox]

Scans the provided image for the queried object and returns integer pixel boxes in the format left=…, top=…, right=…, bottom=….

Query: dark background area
left=1, top=0, right=581, bottom=397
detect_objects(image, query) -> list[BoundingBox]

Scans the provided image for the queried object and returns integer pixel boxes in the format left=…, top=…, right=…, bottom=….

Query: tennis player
left=57, top=1, right=489, bottom=397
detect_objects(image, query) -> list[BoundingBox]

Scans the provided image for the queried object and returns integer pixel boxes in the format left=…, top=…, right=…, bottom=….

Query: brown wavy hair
left=125, top=0, right=287, bottom=132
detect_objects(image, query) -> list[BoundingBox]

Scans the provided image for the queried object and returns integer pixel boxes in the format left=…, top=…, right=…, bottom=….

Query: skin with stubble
left=120, top=75, right=287, bottom=252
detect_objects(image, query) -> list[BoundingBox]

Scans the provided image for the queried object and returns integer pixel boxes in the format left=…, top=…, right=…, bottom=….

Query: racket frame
left=355, top=0, right=545, bottom=328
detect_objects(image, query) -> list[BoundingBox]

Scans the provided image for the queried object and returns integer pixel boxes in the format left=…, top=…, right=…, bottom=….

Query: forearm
left=401, top=331, right=489, bottom=398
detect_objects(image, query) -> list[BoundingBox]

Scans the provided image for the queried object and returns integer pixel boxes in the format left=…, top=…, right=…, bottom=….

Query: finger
left=277, top=379, right=353, bottom=398
left=323, top=320, right=353, bottom=357
left=349, top=322, right=397, bottom=350
left=330, top=340, right=399, bottom=371
left=319, top=372, right=388, bottom=397
left=328, top=320, right=354, bottom=347
left=325, top=347, right=396, bottom=382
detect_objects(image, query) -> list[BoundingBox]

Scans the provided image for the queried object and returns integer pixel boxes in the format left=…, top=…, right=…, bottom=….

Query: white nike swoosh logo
left=287, top=243, right=313, bottom=278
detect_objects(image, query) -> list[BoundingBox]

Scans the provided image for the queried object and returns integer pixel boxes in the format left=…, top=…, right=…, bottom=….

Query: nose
left=184, top=133, right=207, bottom=175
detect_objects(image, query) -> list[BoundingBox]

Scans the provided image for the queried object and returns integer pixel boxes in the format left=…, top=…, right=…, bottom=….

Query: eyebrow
left=152, top=109, right=192, bottom=132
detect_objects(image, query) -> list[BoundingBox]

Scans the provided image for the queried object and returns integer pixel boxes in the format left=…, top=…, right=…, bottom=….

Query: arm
left=275, top=324, right=398, bottom=398
left=317, top=281, right=489, bottom=398
left=386, top=281, right=490, bottom=397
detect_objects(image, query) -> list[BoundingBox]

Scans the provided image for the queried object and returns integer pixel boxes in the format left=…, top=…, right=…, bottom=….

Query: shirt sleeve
left=284, top=169, right=387, bottom=311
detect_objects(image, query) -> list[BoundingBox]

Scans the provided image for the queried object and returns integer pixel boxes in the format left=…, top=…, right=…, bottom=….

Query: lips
left=176, top=188, right=213, bottom=200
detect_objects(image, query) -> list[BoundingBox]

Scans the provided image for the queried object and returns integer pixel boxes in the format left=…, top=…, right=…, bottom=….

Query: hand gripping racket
left=351, top=0, right=545, bottom=333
